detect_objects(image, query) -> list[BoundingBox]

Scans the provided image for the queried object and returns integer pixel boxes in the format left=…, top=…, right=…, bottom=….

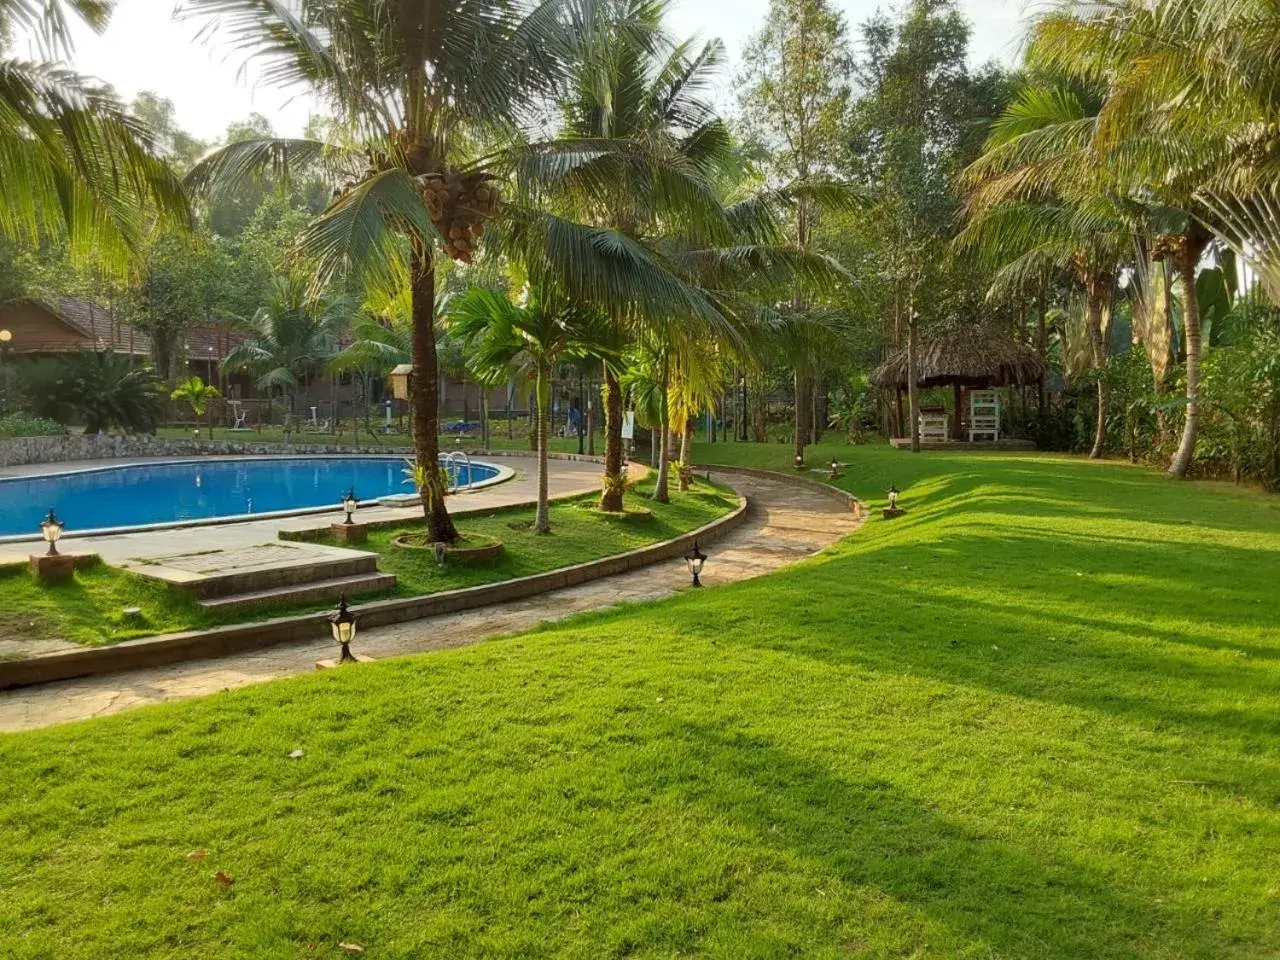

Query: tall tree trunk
left=600, top=364, right=625, bottom=512
left=410, top=243, right=459, bottom=543
left=653, top=351, right=672, bottom=503
left=678, top=422, right=693, bottom=492
left=528, top=391, right=538, bottom=450
left=1168, top=236, right=1207, bottom=478
left=794, top=370, right=808, bottom=464
left=1036, top=296, right=1048, bottom=412
left=907, top=312, right=921, bottom=453
left=535, top=361, right=551, bottom=533
left=1086, top=283, right=1110, bottom=460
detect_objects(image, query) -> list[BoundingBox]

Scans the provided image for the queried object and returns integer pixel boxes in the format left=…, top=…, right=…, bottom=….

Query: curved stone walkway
left=0, top=471, right=861, bottom=732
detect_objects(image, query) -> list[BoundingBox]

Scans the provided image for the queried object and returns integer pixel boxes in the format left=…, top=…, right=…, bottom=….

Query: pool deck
left=0, top=453, right=606, bottom=568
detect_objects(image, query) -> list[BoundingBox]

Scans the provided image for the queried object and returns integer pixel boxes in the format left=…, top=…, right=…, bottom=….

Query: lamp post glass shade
left=684, top=540, right=707, bottom=587
left=0, top=329, right=11, bottom=343
left=342, top=487, right=358, bottom=524
left=330, top=594, right=358, bottom=662
left=40, top=508, right=64, bottom=556
left=795, top=454, right=804, bottom=468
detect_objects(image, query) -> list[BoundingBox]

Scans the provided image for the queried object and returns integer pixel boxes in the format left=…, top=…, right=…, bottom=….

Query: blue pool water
left=0, top=457, right=500, bottom=537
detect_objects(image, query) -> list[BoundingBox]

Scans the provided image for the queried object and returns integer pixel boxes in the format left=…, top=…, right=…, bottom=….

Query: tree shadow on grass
left=666, top=718, right=1200, bottom=959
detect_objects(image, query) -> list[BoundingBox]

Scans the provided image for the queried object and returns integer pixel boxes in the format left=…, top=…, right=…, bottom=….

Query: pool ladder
left=443, top=450, right=471, bottom=491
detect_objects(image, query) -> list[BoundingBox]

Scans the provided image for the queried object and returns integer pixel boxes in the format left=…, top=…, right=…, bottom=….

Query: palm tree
left=181, top=0, right=726, bottom=542
left=1019, top=0, right=1280, bottom=474
left=961, top=82, right=1138, bottom=458
left=449, top=282, right=612, bottom=532
left=221, top=276, right=345, bottom=428
left=513, top=0, right=745, bottom=511
left=171, top=375, right=222, bottom=439
left=0, top=1, right=189, bottom=266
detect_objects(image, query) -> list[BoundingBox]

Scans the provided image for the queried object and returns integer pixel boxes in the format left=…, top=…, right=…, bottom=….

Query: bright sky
left=19, top=0, right=1027, bottom=143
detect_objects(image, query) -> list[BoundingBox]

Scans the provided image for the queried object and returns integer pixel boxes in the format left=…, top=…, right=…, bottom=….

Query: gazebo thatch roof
left=870, top=329, right=1046, bottom=390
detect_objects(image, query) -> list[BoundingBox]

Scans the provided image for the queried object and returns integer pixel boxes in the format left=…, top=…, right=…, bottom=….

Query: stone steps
left=198, top=571, right=398, bottom=612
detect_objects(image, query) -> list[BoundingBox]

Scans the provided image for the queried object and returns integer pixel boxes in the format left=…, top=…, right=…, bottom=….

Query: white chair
left=968, top=390, right=1000, bottom=442
left=918, top=408, right=949, bottom=443
left=229, top=400, right=249, bottom=431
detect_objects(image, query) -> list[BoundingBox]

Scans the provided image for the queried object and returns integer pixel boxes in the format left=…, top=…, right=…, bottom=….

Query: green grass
left=2, top=441, right=1279, bottom=958
left=0, top=476, right=735, bottom=648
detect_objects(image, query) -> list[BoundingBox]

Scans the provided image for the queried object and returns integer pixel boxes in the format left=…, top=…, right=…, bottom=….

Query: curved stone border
left=391, top=533, right=505, bottom=562
left=697, top=462, right=864, bottom=521
left=0, top=490, right=747, bottom=689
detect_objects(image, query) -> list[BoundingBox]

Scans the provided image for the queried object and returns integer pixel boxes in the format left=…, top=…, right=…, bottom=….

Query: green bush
left=17, top=351, right=166, bottom=435
left=0, top=412, right=67, bottom=438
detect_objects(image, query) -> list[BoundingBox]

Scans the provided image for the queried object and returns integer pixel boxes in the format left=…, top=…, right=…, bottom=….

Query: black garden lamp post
left=888, top=485, right=899, bottom=510
left=330, top=595, right=358, bottom=663
left=342, top=487, right=358, bottom=525
left=40, top=508, right=64, bottom=556
left=794, top=453, right=804, bottom=471
left=684, top=540, right=707, bottom=588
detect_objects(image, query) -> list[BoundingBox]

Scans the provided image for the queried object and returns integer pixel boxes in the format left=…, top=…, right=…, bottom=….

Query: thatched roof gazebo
left=870, top=329, right=1046, bottom=441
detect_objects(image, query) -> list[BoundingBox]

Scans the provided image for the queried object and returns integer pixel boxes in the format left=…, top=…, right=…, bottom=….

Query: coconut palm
left=180, top=0, right=731, bottom=542
left=0, top=1, right=189, bottom=266
left=1016, top=0, right=1280, bottom=474
left=221, top=276, right=346, bottom=427
left=448, top=282, right=613, bottom=532
left=961, top=81, right=1139, bottom=458
left=505, top=0, right=747, bottom=511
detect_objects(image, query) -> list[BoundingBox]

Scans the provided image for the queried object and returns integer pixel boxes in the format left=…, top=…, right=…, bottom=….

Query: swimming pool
left=0, top=457, right=504, bottom=538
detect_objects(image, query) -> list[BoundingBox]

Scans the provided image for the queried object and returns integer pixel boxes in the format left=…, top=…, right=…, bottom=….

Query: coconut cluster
left=332, top=133, right=500, bottom=265
left=417, top=171, right=500, bottom=264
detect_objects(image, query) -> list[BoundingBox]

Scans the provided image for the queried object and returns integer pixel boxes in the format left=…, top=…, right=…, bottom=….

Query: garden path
left=0, top=471, right=860, bottom=731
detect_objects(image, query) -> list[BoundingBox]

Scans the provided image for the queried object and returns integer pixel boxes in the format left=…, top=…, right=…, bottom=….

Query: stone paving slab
left=0, top=470, right=861, bottom=731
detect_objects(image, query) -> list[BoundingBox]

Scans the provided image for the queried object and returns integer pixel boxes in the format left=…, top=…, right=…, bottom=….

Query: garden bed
left=0, top=476, right=740, bottom=650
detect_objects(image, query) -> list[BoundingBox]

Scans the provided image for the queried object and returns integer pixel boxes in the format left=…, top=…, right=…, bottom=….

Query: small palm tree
left=171, top=376, right=222, bottom=439
left=449, top=283, right=613, bottom=533
left=220, top=277, right=345, bottom=430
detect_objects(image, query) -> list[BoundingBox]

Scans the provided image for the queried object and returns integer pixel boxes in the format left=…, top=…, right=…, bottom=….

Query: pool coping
left=0, top=483, right=747, bottom=690
left=0, top=455, right=515, bottom=545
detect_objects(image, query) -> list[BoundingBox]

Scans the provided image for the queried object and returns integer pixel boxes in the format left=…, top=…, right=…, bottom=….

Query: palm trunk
left=410, top=242, right=459, bottom=543
left=678, top=422, right=693, bottom=492
left=1086, top=284, right=1109, bottom=460
left=907, top=312, right=921, bottom=453
left=653, top=352, right=671, bottom=504
left=600, top=364, right=625, bottom=512
left=1168, top=237, right=1206, bottom=478
left=793, top=370, right=808, bottom=464
left=535, top=361, right=551, bottom=533
left=1036, top=292, right=1048, bottom=412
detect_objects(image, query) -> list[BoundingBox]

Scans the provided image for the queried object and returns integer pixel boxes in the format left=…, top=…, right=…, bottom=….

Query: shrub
left=17, top=351, right=166, bottom=435
left=0, top=412, right=67, bottom=438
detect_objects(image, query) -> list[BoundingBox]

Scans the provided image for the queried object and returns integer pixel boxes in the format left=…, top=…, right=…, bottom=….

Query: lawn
left=0, top=475, right=736, bottom=648
left=2, top=441, right=1279, bottom=958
